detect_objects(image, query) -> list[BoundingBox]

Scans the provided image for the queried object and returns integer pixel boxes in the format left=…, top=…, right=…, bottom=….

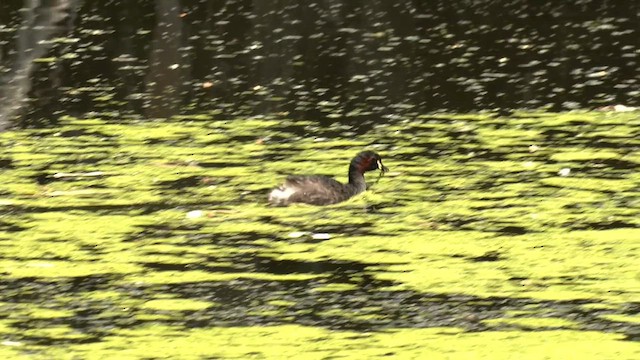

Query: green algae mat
left=0, top=111, right=638, bottom=359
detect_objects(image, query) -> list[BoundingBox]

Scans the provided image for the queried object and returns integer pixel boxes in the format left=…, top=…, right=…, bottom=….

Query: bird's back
left=269, top=175, right=357, bottom=205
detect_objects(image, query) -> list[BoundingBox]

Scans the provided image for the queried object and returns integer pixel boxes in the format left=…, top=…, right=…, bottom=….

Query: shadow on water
left=1, top=269, right=638, bottom=345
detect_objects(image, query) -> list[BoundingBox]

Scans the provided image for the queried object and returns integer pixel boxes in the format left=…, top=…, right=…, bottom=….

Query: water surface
left=0, top=111, right=638, bottom=358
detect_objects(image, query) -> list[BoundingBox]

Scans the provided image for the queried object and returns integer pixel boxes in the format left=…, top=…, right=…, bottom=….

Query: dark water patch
left=9, top=199, right=222, bottom=216
left=142, top=261, right=232, bottom=273
left=134, top=277, right=637, bottom=334
left=539, top=181, right=619, bottom=194
left=391, top=149, right=441, bottom=162
left=0, top=273, right=637, bottom=346
left=473, top=180, right=529, bottom=193
left=569, top=220, right=638, bottom=231
left=269, top=125, right=309, bottom=138
left=445, top=130, right=480, bottom=143
left=33, top=173, right=59, bottom=185
left=32, top=172, right=108, bottom=185
left=225, top=135, right=262, bottom=143
left=495, top=225, right=530, bottom=236
left=582, top=136, right=640, bottom=149
left=143, top=136, right=195, bottom=146
left=362, top=202, right=401, bottom=215
left=426, top=116, right=487, bottom=124
left=284, top=223, right=380, bottom=238
left=13, top=203, right=166, bottom=215
left=158, top=175, right=227, bottom=189
left=541, top=128, right=579, bottom=140
left=482, top=223, right=534, bottom=236
left=259, top=134, right=300, bottom=148
left=57, top=129, right=116, bottom=139
left=553, top=275, right=604, bottom=283
left=0, top=220, right=28, bottom=232
left=0, top=276, right=141, bottom=345
left=0, top=158, right=14, bottom=168
left=127, top=223, right=205, bottom=242
left=565, top=120, right=592, bottom=127
left=197, top=161, right=245, bottom=168
left=51, top=156, right=111, bottom=165
left=261, top=152, right=295, bottom=162
left=334, top=223, right=391, bottom=237
left=145, top=252, right=399, bottom=289
left=622, top=303, right=640, bottom=315
left=144, top=138, right=177, bottom=145
left=459, top=149, right=508, bottom=162
left=567, top=170, right=638, bottom=181
left=0, top=275, right=115, bottom=302
left=207, top=231, right=266, bottom=245
left=3, top=331, right=101, bottom=347
left=565, top=164, right=639, bottom=179
left=312, top=116, right=381, bottom=137
left=432, top=215, right=483, bottom=230
left=595, top=158, right=639, bottom=170
left=254, top=257, right=368, bottom=276
left=472, top=202, right=533, bottom=209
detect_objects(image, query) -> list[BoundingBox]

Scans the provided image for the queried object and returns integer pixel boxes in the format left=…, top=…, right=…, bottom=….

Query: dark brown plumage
left=268, top=151, right=389, bottom=206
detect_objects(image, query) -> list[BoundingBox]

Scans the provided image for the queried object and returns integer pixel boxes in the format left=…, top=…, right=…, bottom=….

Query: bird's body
left=268, top=151, right=388, bottom=206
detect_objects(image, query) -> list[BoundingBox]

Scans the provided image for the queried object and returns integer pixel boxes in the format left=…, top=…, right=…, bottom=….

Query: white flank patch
left=269, top=187, right=296, bottom=202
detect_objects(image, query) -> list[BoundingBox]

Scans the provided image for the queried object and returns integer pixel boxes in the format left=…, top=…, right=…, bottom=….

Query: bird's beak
left=377, top=160, right=389, bottom=174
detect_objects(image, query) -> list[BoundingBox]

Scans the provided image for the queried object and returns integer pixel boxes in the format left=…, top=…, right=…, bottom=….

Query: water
left=0, top=0, right=638, bottom=358
left=0, top=111, right=639, bottom=358
left=0, top=0, right=638, bottom=127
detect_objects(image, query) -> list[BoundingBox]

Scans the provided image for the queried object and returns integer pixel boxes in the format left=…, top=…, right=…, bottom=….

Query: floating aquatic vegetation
left=0, top=111, right=638, bottom=357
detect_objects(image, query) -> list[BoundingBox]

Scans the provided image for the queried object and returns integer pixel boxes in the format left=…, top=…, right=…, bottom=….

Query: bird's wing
left=284, top=175, right=347, bottom=205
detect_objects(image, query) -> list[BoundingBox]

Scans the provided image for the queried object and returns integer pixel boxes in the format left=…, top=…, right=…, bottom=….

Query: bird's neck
left=348, top=165, right=367, bottom=193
